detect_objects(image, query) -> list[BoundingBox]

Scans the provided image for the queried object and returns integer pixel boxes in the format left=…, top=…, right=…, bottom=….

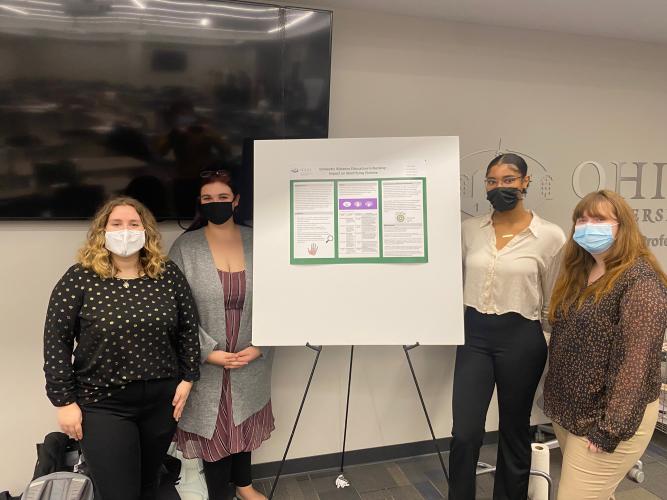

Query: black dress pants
left=80, top=378, right=179, bottom=500
left=449, top=308, right=547, bottom=500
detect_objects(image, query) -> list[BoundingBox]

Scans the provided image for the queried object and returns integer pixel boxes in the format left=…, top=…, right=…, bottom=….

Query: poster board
left=252, top=137, right=464, bottom=346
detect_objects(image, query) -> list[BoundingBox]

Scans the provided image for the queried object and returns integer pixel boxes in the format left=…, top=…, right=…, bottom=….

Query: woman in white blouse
left=449, top=153, right=566, bottom=500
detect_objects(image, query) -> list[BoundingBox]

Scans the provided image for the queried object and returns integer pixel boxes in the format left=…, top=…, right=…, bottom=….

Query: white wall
left=2, top=4, right=667, bottom=493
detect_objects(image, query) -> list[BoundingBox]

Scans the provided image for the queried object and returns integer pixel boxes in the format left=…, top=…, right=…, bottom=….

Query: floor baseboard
left=253, top=431, right=501, bottom=479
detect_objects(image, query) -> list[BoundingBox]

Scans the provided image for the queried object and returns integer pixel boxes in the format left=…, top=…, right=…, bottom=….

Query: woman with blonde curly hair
left=43, top=196, right=201, bottom=500
left=544, top=190, right=667, bottom=500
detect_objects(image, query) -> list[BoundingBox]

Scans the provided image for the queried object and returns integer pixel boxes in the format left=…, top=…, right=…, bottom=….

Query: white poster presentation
left=290, top=166, right=428, bottom=264
left=253, top=137, right=463, bottom=346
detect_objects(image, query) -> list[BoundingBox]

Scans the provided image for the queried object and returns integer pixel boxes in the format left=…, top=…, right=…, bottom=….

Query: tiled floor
left=254, top=432, right=667, bottom=499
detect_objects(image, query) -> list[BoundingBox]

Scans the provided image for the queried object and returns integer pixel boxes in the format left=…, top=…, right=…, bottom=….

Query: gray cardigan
left=169, top=226, right=274, bottom=438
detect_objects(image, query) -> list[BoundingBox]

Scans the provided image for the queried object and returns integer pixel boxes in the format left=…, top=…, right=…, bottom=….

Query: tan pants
left=554, top=399, right=659, bottom=500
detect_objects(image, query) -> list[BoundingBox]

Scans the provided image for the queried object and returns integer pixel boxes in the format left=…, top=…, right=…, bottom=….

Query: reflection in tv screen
left=0, top=1, right=332, bottom=220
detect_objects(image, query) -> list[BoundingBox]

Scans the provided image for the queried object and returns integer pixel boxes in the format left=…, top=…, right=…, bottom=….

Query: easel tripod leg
left=341, top=345, right=354, bottom=472
left=268, top=343, right=323, bottom=499
left=403, top=343, right=450, bottom=486
left=334, top=345, right=355, bottom=489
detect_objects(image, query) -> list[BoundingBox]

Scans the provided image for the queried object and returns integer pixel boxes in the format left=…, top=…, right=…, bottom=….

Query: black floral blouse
left=544, top=258, right=667, bottom=452
left=43, top=260, right=201, bottom=407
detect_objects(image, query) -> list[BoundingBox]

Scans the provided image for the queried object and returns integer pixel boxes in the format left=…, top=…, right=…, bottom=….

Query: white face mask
left=105, top=229, right=145, bottom=257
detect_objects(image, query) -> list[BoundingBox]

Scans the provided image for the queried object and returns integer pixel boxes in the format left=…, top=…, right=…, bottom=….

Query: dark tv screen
left=151, top=50, right=188, bottom=73
left=0, top=1, right=332, bottom=220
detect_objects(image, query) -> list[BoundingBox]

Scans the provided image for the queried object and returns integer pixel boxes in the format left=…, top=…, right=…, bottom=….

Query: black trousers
left=202, top=452, right=253, bottom=500
left=80, top=378, right=178, bottom=500
left=449, top=308, right=547, bottom=500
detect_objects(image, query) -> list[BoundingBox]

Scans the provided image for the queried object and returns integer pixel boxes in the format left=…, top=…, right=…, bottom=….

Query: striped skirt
left=174, top=270, right=274, bottom=461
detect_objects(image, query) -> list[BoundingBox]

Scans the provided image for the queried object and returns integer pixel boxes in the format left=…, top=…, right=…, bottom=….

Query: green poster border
left=290, top=177, right=428, bottom=265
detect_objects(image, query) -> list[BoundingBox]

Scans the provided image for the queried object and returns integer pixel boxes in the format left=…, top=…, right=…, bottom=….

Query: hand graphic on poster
left=307, top=243, right=318, bottom=255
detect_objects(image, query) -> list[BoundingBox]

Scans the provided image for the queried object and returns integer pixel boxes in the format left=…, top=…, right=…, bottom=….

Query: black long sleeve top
left=43, top=260, right=200, bottom=407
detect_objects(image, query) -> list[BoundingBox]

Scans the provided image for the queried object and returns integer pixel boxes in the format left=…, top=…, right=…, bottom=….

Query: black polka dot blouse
left=43, top=260, right=201, bottom=407
left=544, top=258, right=667, bottom=453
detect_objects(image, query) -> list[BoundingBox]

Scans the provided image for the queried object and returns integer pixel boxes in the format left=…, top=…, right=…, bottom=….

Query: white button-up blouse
left=461, top=211, right=566, bottom=330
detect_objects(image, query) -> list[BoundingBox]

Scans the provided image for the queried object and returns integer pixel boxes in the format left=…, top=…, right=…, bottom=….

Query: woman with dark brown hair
left=450, top=153, right=566, bottom=500
left=545, top=189, right=667, bottom=500
left=170, top=170, right=273, bottom=500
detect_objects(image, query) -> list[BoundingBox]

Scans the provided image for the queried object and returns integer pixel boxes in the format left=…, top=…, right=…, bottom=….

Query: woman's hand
left=207, top=351, right=248, bottom=369
left=172, top=380, right=193, bottom=421
left=586, top=439, right=602, bottom=453
left=57, top=403, right=83, bottom=441
left=236, top=346, right=262, bottom=364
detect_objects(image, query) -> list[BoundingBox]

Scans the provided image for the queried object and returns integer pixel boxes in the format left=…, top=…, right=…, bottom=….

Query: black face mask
left=200, top=202, right=234, bottom=225
left=486, top=187, right=521, bottom=212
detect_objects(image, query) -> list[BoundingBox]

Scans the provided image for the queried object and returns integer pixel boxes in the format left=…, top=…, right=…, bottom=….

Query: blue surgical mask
left=573, top=223, right=617, bottom=254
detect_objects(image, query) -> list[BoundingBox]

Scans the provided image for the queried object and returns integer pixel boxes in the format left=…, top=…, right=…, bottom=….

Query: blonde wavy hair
left=77, top=197, right=166, bottom=279
left=549, top=190, right=667, bottom=321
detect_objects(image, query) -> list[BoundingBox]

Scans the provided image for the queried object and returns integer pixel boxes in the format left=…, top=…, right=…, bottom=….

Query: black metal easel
left=268, top=342, right=449, bottom=499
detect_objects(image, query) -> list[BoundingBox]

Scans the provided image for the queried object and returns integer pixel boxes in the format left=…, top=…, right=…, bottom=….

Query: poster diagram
left=291, top=173, right=427, bottom=264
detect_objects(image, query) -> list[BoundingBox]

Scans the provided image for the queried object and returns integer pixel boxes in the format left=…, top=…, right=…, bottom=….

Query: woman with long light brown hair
left=544, top=190, right=667, bottom=500
left=43, top=196, right=200, bottom=500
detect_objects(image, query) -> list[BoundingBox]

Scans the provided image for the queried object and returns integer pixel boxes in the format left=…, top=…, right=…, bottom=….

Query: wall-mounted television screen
left=0, top=1, right=332, bottom=221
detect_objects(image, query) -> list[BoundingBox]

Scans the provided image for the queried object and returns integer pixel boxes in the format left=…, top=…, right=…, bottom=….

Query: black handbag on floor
left=0, top=491, right=21, bottom=500
left=33, top=432, right=82, bottom=479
